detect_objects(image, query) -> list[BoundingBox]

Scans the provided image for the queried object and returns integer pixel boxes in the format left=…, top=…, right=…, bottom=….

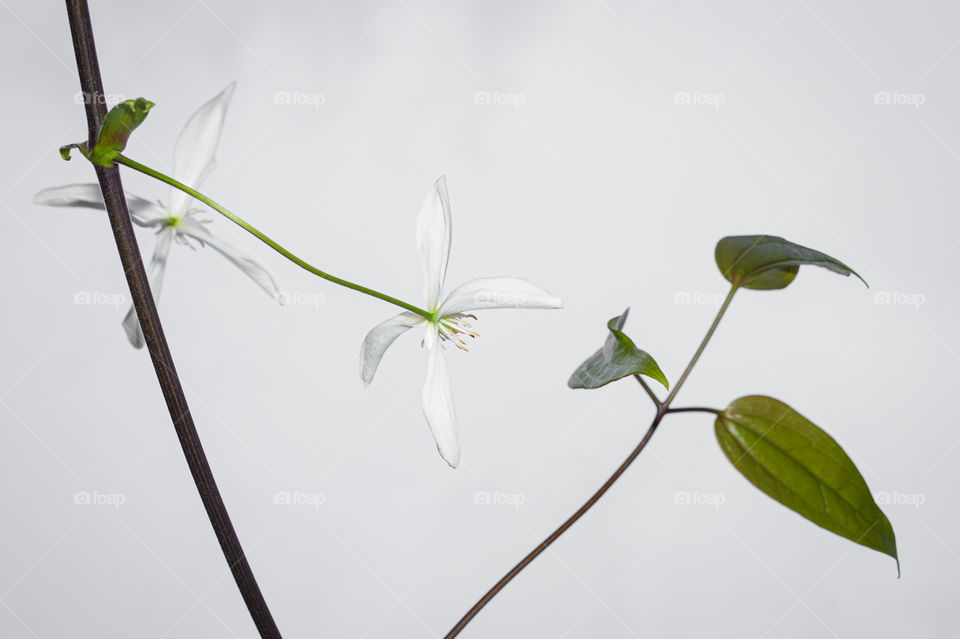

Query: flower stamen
left=437, top=313, right=480, bottom=351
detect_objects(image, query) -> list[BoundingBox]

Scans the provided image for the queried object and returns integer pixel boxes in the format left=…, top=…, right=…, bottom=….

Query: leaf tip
left=609, top=308, right=630, bottom=332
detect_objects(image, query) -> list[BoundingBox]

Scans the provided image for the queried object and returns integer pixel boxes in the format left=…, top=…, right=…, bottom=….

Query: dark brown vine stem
left=446, top=287, right=737, bottom=637
left=444, top=410, right=666, bottom=638
left=64, top=2, right=281, bottom=636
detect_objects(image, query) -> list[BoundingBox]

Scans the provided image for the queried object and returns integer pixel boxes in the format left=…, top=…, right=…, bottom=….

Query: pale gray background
left=1, top=1, right=957, bottom=637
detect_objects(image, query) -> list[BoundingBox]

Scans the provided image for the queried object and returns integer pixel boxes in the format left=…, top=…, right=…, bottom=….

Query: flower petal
left=438, top=277, right=563, bottom=317
left=359, top=311, right=425, bottom=384
left=168, top=82, right=236, bottom=216
left=416, top=176, right=452, bottom=310
left=177, top=217, right=280, bottom=300
left=122, top=226, right=176, bottom=348
left=422, top=330, right=460, bottom=468
left=34, top=183, right=167, bottom=227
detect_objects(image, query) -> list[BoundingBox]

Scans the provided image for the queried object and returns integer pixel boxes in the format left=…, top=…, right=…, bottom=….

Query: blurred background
left=2, top=1, right=958, bottom=636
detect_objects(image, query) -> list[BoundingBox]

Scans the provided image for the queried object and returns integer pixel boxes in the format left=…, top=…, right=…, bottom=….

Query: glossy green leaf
left=715, top=235, right=866, bottom=290
left=568, top=309, right=668, bottom=390
left=715, top=395, right=897, bottom=569
left=86, top=97, right=155, bottom=166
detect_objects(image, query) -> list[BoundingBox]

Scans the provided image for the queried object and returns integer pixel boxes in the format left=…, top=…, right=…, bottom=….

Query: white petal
left=416, top=176, right=452, bottom=311
left=438, top=277, right=563, bottom=317
left=359, top=312, right=425, bottom=384
left=422, top=331, right=460, bottom=468
left=34, top=183, right=167, bottom=227
left=177, top=217, right=280, bottom=299
left=168, top=82, right=236, bottom=216
left=122, top=227, right=176, bottom=349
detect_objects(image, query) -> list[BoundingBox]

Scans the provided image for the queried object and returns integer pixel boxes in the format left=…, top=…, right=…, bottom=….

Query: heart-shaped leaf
left=715, top=235, right=865, bottom=290
left=568, top=309, right=668, bottom=390
left=715, top=395, right=897, bottom=569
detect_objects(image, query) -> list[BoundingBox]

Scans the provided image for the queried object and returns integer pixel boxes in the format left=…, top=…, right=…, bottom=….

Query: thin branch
left=447, top=286, right=740, bottom=636
left=444, top=412, right=666, bottom=638
left=64, top=2, right=281, bottom=636
left=662, top=286, right=736, bottom=406
left=633, top=374, right=662, bottom=408
left=665, top=406, right=722, bottom=415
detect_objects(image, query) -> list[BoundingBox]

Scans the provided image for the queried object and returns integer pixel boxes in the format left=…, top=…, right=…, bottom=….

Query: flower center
left=436, top=313, right=479, bottom=351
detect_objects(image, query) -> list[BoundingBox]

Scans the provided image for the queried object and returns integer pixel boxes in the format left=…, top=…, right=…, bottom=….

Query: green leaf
left=568, top=308, right=668, bottom=390
left=86, top=97, right=155, bottom=166
left=715, top=235, right=866, bottom=290
left=715, top=395, right=897, bottom=569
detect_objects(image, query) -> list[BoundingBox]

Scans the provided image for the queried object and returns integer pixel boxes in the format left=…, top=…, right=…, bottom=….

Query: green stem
left=661, top=285, right=737, bottom=408
left=114, top=153, right=433, bottom=320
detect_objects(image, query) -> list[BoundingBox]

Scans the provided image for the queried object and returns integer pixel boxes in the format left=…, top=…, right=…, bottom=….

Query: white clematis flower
left=360, top=177, right=562, bottom=468
left=34, top=83, right=279, bottom=348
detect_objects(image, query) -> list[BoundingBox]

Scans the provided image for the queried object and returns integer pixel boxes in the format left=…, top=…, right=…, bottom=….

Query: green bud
left=86, top=97, right=155, bottom=167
